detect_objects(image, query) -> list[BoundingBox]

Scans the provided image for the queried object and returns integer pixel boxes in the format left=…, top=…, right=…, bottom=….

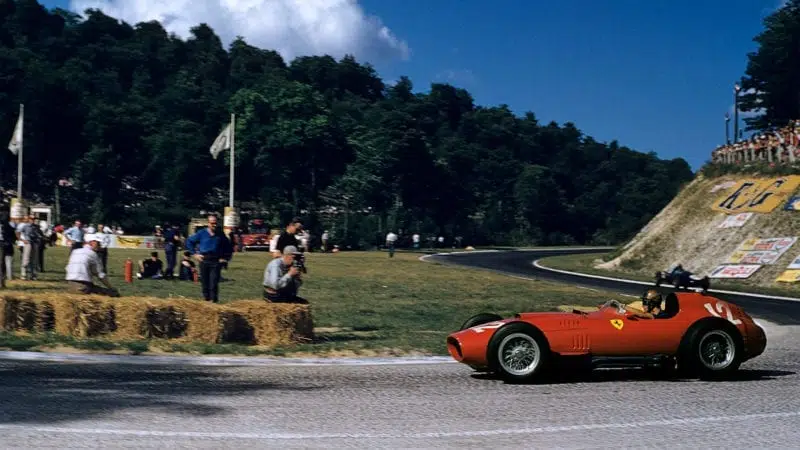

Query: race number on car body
left=609, top=319, right=624, bottom=330
left=704, top=302, right=743, bottom=325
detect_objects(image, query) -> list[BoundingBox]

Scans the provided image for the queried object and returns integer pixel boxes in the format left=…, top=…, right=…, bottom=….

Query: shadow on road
left=0, top=361, right=320, bottom=425
left=470, top=368, right=796, bottom=385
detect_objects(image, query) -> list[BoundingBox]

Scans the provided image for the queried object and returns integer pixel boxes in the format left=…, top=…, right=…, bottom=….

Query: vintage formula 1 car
left=655, top=265, right=710, bottom=291
left=446, top=291, right=766, bottom=382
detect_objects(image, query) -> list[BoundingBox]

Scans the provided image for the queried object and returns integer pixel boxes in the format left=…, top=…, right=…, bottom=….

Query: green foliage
left=0, top=1, right=693, bottom=243
left=700, top=161, right=800, bottom=177
left=739, top=0, right=800, bottom=131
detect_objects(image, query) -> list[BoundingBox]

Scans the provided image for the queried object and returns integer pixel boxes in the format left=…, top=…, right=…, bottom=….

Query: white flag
left=209, top=122, right=231, bottom=160
left=8, top=106, right=22, bottom=155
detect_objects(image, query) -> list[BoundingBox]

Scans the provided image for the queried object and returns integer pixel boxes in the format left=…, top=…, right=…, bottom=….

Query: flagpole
left=17, top=103, right=23, bottom=200
left=229, top=113, right=235, bottom=208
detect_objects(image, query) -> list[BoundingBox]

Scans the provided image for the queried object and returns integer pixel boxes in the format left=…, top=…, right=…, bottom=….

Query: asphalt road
left=424, top=248, right=800, bottom=325
left=0, top=248, right=797, bottom=448
left=0, top=320, right=797, bottom=448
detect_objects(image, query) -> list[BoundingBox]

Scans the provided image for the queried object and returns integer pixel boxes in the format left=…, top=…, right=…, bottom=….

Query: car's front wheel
left=459, top=313, right=503, bottom=331
left=487, top=322, right=550, bottom=383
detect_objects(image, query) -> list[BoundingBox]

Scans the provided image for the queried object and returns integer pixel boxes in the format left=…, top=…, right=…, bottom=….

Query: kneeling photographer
left=262, top=245, right=307, bottom=304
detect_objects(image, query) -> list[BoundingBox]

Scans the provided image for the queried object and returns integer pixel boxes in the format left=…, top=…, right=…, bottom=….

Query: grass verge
left=538, top=252, right=800, bottom=299
left=1, top=246, right=631, bottom=357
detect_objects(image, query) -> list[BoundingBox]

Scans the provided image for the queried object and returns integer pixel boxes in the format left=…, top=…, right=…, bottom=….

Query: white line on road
left=2, top=411, right=798, bottom=440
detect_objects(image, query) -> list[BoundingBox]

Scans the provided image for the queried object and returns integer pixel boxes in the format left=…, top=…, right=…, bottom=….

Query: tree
left=0, top=0, right=693, bottom=242
left=739, top=0, right=800, bottom=130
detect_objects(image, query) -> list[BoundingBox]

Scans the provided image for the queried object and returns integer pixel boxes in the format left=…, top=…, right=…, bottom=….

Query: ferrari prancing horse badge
left=610, top=319, right=624, bottom=330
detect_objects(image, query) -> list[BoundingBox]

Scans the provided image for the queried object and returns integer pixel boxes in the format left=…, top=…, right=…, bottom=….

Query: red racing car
left=446, top=291, right=767, bottom=382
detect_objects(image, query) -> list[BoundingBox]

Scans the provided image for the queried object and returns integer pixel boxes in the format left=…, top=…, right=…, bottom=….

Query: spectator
left=2, top=214, right=14, bottom=283
left=65, top=234, right=119, bottom=297
left=137, top=252, right=164, bottom=279
left=275, top=217, right=303, bottom=255
left=385, top=231, right=397, bottom=258
left=17, top=215, right=41, bottom=281
left=412, top=233, right=420, bottom=250
left=178, top=251, right=196, bottom=281
left=95, top=223, right=112, bottom=273
left=321, top=230, right=329, bottom=252
left=0, top=212, right=14, bottom=287
left=37, top=220, right=49, bottom=272
left=163, top=224, right=180, bottom=279
left=64, top=220, right=84, bottom=253
left=184, top=214, right=232, bottom=303
left=263, top=245, right=306, bottom=303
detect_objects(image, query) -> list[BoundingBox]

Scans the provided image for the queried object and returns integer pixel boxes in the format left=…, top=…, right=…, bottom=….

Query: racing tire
left=486, top=322, right=550, bottom=383
left=678, top=319, right=743, bottom=380
left=459, top=313, right=503, bottom=331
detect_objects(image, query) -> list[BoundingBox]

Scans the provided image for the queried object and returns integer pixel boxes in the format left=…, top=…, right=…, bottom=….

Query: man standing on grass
left=274, top=217, right=303, bottom=255
left=184, top=214, right=232, bottom=303
left=65, top=234, right=119, bottom=297
left=385, top=230, right=397, bottom=258
left=64, top=220, right=84, bottom=253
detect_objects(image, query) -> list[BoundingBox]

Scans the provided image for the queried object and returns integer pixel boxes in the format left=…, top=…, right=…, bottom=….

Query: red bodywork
left=240, top=219, right=271, bottom=249
left=447, top=292, right=767, bottom=369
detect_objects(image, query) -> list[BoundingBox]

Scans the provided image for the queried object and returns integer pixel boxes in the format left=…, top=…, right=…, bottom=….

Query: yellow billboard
left=712, top=176, right=800, bottom=213
left=776, top=270, right=800, bottom=283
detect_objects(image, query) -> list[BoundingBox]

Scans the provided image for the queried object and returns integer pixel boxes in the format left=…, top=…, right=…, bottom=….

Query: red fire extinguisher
left=124, top=258, right=133, bottom=283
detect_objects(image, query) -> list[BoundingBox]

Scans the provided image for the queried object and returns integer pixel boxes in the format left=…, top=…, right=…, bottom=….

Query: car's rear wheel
left=459, top=313, right=503, bottom=331
left=679, top=320, right=743, bottom=380
left=487, top=322, right=550, bottom=383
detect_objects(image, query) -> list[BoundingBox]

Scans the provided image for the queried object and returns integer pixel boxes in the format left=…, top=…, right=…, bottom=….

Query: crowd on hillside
left=712, top=120, right=800, bottom=164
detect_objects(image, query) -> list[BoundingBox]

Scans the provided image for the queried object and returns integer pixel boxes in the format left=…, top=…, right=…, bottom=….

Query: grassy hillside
left=587, top=172, right=800, bottom=293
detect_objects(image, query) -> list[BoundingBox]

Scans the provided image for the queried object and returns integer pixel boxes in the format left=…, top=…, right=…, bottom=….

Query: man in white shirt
left=385, top=231, right=398, bottom=258
left=65, top=234, right=120, bottom=297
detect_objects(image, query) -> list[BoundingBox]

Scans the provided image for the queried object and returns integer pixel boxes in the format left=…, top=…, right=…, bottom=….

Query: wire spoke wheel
left=498, top=332, right=541, bottom=376
left=698, top=330, right=735, bottom=370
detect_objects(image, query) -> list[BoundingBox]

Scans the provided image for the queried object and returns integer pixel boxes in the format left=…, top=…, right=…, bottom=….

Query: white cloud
left=69, top=0, right=410, bottom=63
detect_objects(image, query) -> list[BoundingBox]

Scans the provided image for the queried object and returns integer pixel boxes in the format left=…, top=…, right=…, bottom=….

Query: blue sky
left=41, top=0, right=786, bottom=170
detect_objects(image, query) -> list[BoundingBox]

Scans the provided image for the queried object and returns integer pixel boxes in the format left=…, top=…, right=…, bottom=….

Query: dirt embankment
left=596, top=173, right=800, bottom=292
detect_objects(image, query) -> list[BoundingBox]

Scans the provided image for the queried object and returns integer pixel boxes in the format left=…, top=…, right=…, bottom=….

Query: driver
left=627, top=289, right=666, bottom=319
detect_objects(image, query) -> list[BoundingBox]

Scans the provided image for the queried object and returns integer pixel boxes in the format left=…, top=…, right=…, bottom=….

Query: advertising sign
left=738, top=237, right=797, bottom=255
left=727, top=250, right=780, bottom=265
left=709, top=264, right=761, bottom=279
left=712, top=176, right=800, bottom=213
left=787, top=254, right=800, bottom=270
left=784, top=196, right=800, bottom=211
left=223, top=206, right=239, bottom=233
left=776, top=270, right=800, bottom=283
left=718, top=213, right=753, bottom=229
left=9, top=198, right=27, bottom=222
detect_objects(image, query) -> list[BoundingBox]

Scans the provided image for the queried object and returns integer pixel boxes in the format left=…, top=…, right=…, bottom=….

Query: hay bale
left=0, top=291, right=315, bottom=348
left=217, top=311, right=256, bottom=344
left=143, top=305, right=188, bottom=339
left=72, top=299, right=117, bottom=338
left=1, top=297, right=56, bottom=333
left=224, top=300, right=314, bottom=346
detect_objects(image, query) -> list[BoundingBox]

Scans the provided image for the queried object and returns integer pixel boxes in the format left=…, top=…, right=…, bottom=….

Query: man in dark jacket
left=184, top=214, right=233, bottom=302
left=0, top=213, right=15, bottom=288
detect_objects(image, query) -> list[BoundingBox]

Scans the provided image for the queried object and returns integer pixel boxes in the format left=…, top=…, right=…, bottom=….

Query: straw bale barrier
left=0, top=291, right=313, bottom=346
